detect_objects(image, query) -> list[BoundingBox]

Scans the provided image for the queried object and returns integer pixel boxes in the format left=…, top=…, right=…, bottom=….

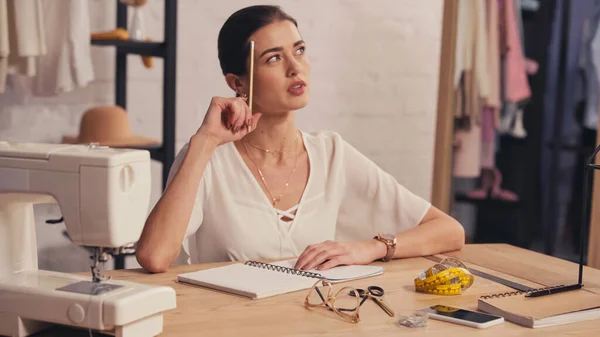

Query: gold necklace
left=243, top=133, right=299, bottom=207
left=245, top=133, right=298, bottom=155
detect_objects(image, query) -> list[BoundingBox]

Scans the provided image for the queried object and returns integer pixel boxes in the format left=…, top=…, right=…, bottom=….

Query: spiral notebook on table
left=477, top=287, right=600, bottom=328
left=176, top=259, right=384, bottom=299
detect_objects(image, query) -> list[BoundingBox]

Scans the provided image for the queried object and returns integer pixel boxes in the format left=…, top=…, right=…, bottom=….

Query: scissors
left=351, top=286, right=395, bottom=317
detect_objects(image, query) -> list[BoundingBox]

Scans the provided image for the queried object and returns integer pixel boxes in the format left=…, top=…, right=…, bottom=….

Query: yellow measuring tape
left=414, top=257, right=475, bottom=295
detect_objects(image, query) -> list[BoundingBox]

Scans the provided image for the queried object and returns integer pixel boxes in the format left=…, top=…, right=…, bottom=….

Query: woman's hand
left=195, top=96, right=262, bottom=146
left=294, top=239, right=387, bottom=271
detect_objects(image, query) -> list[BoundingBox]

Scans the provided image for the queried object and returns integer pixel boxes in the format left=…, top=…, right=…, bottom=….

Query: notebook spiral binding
left=479, top=284, right=566, bottom=299
left=244, top=261, right=324, bottom=279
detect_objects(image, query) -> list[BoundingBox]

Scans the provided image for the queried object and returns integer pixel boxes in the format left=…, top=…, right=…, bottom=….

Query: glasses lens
left=334, top=287, right=360, bottom=314
left=307, top=285, right=330, bottom=306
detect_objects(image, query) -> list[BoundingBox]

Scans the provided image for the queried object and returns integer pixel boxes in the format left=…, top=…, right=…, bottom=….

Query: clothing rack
left=91, top=0, right=177, bottom=269
left=452, top=2, right=558, bottom=251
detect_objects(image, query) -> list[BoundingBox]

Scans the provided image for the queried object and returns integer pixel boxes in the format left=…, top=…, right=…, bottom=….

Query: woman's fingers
left=232, top=99, right=251, bottom=133
left=226, top=99, right=245, bottom=132
left=295, top=241, right=336, bottom=270
left=208, top=96, right=261, bottom=137
left=295, top=244, right=321, bottom=270
left=317, top=256, right=347, bottom=270
left=304, top=248, right=343, bottom=271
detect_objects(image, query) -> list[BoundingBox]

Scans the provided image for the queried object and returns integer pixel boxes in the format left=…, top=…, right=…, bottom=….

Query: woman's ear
left=225, top=73, right=245, bottom=95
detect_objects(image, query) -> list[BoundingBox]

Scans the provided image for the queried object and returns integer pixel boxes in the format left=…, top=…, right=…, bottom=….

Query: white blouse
left=168, top=131, right=431, bottom=265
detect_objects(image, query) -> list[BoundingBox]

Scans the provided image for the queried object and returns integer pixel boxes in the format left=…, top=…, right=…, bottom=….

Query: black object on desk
left=528, top=143, right=600, bottom=297
left=525, top=284, right=583, bottom=298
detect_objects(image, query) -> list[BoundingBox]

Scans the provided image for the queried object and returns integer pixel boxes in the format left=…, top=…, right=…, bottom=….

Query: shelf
left=91, top=39, right=166, bottom=57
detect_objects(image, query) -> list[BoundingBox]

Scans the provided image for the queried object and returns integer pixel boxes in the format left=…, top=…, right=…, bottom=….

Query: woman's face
left=244, top=20, right=310, bottom=114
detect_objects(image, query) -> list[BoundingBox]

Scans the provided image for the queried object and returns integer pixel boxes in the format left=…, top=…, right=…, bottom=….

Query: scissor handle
left=368, top=286, right=384, bottom=296
left=349, top=288, right=366, bottom=296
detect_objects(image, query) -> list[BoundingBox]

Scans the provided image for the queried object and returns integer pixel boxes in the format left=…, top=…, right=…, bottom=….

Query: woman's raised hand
left=195, top=96, right=261, bottom=146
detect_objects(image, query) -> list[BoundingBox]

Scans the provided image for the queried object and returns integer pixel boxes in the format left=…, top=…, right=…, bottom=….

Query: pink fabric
left=466, top=167, right=519, bottom=201
left=480, top=107, right=496, bottom=168
left=502, top=0, right=531, bottom=103
left=453, top=125, right=482, bottom=178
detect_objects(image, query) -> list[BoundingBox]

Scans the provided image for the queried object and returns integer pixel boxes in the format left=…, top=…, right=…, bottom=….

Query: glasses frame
left=304, top=279, right=361, bottom=323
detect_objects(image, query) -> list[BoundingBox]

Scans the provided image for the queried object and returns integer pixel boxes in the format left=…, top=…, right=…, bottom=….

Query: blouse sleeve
left=335, top=138, right=431, bottom=241
left=164, top=142, right=211, bottom=238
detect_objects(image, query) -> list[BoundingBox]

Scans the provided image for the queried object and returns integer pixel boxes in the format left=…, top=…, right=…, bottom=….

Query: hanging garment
left=31, top=0, right=94, bottom=96
left=501, top=0, right=531, bottom=103
left=453, top=0, right=471, bottom=95
left=0, top=0, right=8, bottom=92
left=479, top=0, right=502, bottom=169
left=453, top=0, right=489, bottom=178
left=588, top=13, right=600, bottom=130
left=486, top=0, right=501, bottom=114
left=539, top=0, right=564, bottom=240
left=454, top=125, right=483, bottom=178
left=480, top=106, right=496, bottom=169
left=539, top=0, right=597, bottom=250
left=521, top=0, right=540, bottom=12
left=453, top=0, right=472, bottom=124
left=514, top=0, right=525, bottom=50
left=511, top=0, right=528, bottom=138
left=0, top=0, right=47, bottom=93
left=497, top=0, right=533, bottom=138
left=453, top=0, right=490, bottom=124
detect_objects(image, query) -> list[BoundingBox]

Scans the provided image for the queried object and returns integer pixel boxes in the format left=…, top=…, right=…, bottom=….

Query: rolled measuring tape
left=414, top=257, right=474, bottom=295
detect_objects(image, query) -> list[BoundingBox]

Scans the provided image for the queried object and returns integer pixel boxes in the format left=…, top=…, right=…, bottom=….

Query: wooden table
left=35, top=244, right=600, bottom=336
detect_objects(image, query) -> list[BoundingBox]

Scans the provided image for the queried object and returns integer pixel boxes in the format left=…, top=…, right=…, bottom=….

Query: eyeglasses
left=304, top=279, right=362, bottom=323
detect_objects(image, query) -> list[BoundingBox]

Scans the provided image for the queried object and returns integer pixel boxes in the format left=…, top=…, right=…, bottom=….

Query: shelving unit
left=91, top=0, right=177, bottom=189
left=91, top=0, right=177, bottom=269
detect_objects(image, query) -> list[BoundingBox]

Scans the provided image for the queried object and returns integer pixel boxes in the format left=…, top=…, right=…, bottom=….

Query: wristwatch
left=374, top=233, right=397, bottom=262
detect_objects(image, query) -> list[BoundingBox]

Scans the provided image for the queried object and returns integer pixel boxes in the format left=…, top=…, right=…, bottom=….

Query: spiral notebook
left=477, top=287, right=600, bottom=328
left=176, top=259, right=384, bottom=299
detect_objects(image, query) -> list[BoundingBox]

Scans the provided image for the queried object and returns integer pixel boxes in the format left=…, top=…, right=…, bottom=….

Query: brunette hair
left=217, top=5, right=298, bottom=76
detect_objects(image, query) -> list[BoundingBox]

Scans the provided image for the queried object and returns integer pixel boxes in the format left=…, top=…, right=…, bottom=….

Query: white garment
left=0, top=0, right=46, bottom=92
left=453, top=0, right=489, bottom=100
left=0, top=0, right=8, bottom=92
left=168, top=131, right=432, bottom=265
left=31, top=0, right=93, bottom=96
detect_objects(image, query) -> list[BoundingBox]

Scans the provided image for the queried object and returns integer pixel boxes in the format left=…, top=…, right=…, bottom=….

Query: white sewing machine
left=0, top=142, right=176, bottom=337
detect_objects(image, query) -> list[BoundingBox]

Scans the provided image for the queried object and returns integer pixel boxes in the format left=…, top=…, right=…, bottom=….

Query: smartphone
left=418, top=305, right=504, bottom=329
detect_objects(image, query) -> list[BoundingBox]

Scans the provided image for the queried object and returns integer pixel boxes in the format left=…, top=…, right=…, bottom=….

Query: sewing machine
left=0, top=142, right=176, bottom=337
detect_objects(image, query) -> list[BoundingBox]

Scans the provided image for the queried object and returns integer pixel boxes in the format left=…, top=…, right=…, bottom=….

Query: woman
left=136, top=5, right=464, bottom=273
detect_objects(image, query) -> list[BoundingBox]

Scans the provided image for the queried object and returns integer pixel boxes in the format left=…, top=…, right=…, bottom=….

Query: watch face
left=380, top=233, right=396, bottom=242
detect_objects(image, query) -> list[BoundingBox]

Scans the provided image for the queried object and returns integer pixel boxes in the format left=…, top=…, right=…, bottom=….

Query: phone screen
left=420, top=305, right=501, bottom=324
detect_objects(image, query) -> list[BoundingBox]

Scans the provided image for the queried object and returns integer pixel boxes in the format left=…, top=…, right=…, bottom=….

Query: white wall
left=0, top=0, right=443, bottom=271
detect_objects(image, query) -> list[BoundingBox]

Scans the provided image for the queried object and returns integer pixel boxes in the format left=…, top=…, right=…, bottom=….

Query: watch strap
left=374, top=235, right=396, bottom=262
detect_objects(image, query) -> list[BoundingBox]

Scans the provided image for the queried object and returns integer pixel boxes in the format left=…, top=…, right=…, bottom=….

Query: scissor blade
left=372, top=297, right=395, bottom=317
